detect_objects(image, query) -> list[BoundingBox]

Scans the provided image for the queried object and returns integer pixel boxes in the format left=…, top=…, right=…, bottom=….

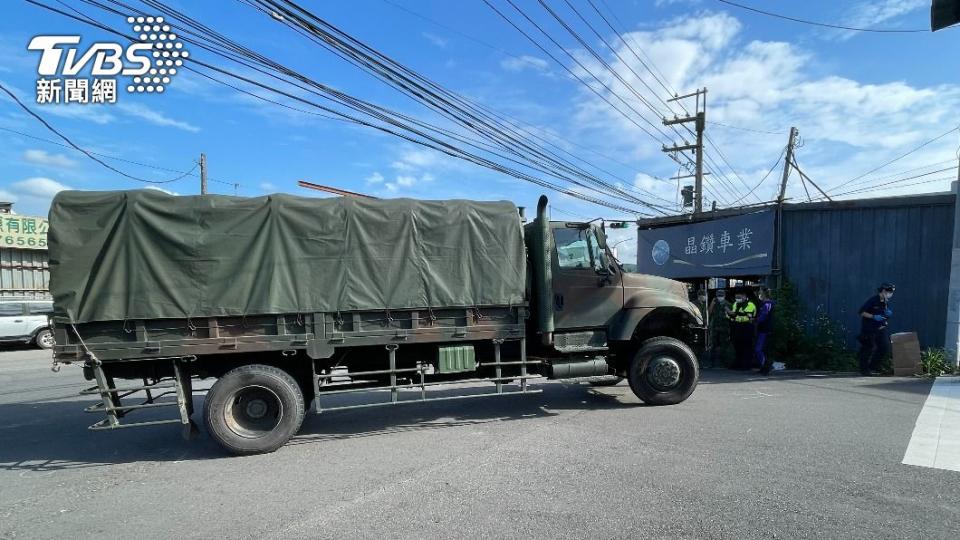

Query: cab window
left=554, top=227, right=606, bottom=271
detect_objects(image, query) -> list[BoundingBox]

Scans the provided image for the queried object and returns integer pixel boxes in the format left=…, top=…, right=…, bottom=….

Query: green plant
left=768, top=281, right=857, bottom=371
left=920, top=348, right=955, bottom=377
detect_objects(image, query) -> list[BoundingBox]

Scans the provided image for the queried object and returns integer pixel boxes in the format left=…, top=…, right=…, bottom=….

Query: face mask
left=735, top=296, right=746, bottom=303
left=883, top=292, right=893, bottom=301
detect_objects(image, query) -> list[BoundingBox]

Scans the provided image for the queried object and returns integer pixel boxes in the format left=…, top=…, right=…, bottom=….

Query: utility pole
left=774, top=126, right=799, bottom=290
left=945, top=158, right=960, bottom=369
left=777, top=127, right=798, bottom=203
left=663, top=88, right=707, bottom=214
left=199, top=153, right=208, bottom=195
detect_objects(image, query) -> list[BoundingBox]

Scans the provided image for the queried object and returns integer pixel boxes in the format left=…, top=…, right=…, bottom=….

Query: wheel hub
left=647, top=356, right=682, bottom=390
left=245, top=399, right=268, bottom=419
left=224, top=385, right=283, bottom=439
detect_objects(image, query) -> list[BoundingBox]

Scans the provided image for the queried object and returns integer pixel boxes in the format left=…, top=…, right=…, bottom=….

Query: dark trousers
left=754, top=332, right=769, bottom=369
left=730, top=323, right=755, bottom=370
left=857, top=329, right=889, bottom=374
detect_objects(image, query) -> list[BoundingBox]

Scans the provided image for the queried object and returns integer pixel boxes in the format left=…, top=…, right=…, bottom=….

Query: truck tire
left=204, top=364, right=305, bottom=455
left=34, top=328, right=54, bottom=349
left=627, top=337, right=698, bottom=405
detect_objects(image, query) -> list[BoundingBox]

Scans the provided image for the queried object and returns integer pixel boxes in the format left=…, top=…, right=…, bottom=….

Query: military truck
left=49, top=190, right=703, bottom=455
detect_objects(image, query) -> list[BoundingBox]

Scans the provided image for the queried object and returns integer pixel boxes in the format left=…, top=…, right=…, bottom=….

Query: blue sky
left=1, top=0, right=959, bottom=261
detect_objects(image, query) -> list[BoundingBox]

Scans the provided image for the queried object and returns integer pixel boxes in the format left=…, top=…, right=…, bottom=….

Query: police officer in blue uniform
left=857, top=283, right=895, bottom=376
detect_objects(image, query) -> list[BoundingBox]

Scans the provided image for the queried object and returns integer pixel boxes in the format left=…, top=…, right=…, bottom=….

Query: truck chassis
left=58, top=305, right=547, bottom=447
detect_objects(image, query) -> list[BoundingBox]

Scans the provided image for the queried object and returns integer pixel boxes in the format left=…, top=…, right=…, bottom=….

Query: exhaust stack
left=533, top=195, right=554, bottom=345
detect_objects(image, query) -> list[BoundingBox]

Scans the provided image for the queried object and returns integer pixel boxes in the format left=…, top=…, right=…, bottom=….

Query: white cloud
left=15, top=177, right=69, bottom=198
left=2, top=177, right=70, bottom=216
left=633, top=173, right=658, bottom=191
left=395, top=175, right=417, bottom=187
left=383, top=173, right=436, bottom=194
left=365, top=172, right=385, bottom=184
left=117, top=103, right=200, bottom=132
left=842, top=0, right=927, bottom=37
left=259, top=181, right=277, bottom=191
left=568, top=11, right=960, bottom=203
left=501, top=55, right=550, bottom=73
left=22, top=149, right=76, bottom=169
left=391, top=147, right=442, bottom=171
left=44, top=105, right=115, bottom=125
left=422, top=32, right=448, bottom=48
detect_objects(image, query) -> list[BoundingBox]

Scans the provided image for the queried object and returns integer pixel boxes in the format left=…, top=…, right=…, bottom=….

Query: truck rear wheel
left=627, top=337, right=698, bottom=405
left=204, top=364, right=305, bottom=455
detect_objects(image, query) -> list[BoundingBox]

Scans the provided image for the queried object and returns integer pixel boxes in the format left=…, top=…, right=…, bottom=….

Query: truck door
left=551, top=225, right=623, bottom=330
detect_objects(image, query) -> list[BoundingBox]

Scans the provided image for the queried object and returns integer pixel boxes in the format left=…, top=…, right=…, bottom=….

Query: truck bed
left=53, top=305, right=526, bottom=363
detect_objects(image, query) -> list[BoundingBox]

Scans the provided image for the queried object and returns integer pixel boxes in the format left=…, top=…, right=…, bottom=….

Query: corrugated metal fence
left=0, top=247, right=50, bottom=299
left=781, top=194, right=955, bottom=349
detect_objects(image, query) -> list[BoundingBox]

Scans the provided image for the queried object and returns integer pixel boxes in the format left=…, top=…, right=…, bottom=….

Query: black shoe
left=759, top=366, right=771, bottom=375
left=860, top=370, right=871, bottom=376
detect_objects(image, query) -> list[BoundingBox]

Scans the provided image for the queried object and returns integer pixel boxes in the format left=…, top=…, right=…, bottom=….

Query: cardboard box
left=890, top=332, right=921, bottom=372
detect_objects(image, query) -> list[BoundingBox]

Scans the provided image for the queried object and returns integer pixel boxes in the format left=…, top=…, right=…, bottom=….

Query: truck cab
left=526, top=196, right=703, bottom=404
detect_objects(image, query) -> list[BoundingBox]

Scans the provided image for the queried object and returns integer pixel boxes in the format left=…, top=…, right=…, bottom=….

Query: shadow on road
left=699, top=368, right=935, bottom=403
left=0, top=381, right=633, bottom=470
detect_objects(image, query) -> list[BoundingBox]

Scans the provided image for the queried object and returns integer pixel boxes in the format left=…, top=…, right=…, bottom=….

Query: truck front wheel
left=204, top=364, right=305, bottom=455
left=627, top=337, right=698, bottom=405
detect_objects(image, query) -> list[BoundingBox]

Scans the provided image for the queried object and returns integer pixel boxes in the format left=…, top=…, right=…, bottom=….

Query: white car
left=0, top=299, right=54, bottom=349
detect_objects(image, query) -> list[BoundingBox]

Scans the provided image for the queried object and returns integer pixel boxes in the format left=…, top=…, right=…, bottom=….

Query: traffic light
left=932, top=0, right=960, bottom=31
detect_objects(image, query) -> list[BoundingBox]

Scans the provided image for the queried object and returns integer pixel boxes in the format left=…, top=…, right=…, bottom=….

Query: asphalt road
left=1, top=347, right=957, bottom=539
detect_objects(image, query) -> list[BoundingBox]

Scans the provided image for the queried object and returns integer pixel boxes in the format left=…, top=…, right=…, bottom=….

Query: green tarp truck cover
left=49, top=190, right=526, bottom=324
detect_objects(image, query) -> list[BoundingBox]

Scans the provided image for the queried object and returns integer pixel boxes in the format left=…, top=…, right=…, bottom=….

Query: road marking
left=902, top=377, right=960, bottom=473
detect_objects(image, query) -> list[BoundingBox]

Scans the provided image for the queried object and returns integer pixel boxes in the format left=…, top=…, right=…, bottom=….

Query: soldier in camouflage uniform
left=707, top=289, right=731, bottom=368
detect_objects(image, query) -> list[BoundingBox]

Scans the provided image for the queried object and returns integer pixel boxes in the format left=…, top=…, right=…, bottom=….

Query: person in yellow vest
left=726, top=288, right=757, bottom=370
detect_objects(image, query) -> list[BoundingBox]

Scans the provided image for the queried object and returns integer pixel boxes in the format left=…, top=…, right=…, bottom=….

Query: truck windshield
left=554, top=227, right=607, bottom=272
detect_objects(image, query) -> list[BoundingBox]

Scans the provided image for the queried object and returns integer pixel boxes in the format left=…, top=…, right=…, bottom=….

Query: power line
left=251, top=0, right=672, bottom=212
left=828, top=173, right=958, bottom=199
left=39, top=0, right=661, bottom=214
left=0, top=81, right=197, bottom=185
left=815, top=166, right=959, bottom=200
left=251, top=0, right=675, bottom=211
left=377, top=0, right=526, bottom=61
left=373, top=0, right=678, bottom=196
left=552, top=0, right=746, bottom=205
left=709, top=121, right=784, bottom=136
left=481, top=0, right=670, bottom=147
left=728, top=145, right=786, bottom=205
left=487, top=0, right=745, bottom=204
left=580, top=0, right=752, bottom=204
left=550, top=206, right=592, bottom=219
left=1, top=125, right=196, bottom=175
left=715, top=0, right=930, bottom=33
left=592, top=0, right=676, bottom=99
left=0, top=124, right=244, bottom=190
left=835, top=124, right=960, bottom=191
